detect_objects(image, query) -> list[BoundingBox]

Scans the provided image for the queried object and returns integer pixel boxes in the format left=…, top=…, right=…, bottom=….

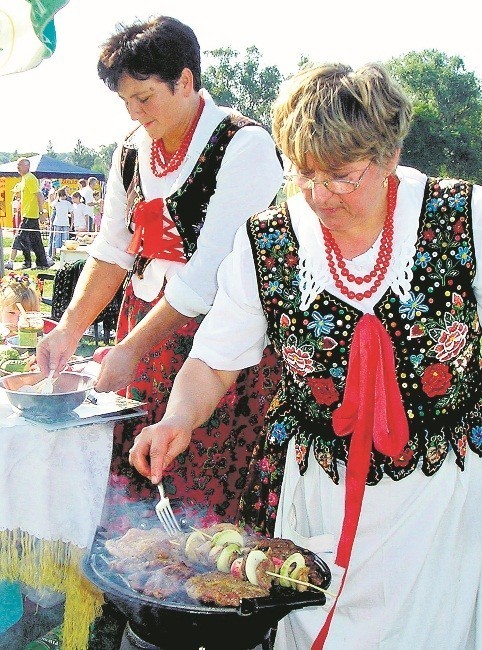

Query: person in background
left=71, top=191, right=89, bottom=232
left=4, top=159, right=53, bottom=270
left=48, top=187, right=73, bottom=257
left=40, top=179, right=51, bottom=201
left=0, top=271, right=41, bottom=334
left=10, top=186, right=21, bottom=233
left=37, top=15, right=283, bottom=525
left=92, top=190, right=103, bottom=232
left=129, top=62, right=482, bottom=650
left=79, top=176, right=97, bottom=231
left=63, top=184, right=73, bottom=203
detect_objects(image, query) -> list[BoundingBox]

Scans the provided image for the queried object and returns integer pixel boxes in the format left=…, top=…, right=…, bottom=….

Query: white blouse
left=190, top=166, right=482, bottom=369
left=89, top=89, right=283, bottom=317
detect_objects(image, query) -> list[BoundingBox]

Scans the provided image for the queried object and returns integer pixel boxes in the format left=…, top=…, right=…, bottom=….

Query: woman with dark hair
left=37, top=15, right=283, bottom=521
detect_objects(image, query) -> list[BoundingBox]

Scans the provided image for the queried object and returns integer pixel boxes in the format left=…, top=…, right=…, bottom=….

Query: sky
left=1, top=0, right=482, bottom=154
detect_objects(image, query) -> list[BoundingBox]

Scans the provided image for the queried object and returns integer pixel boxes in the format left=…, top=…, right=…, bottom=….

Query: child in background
left=71, top=191, right=89, bottom=232
left=48, top=188, right=73, bottom=257
left=92, top=190, right=103, bottom=232
left=0, top=272, right=41, bottom=335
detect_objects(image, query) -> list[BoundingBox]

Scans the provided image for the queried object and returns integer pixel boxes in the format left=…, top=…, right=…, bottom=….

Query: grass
left=2, top=233, right=114, bottom=353
left=3, top=233, right=56, bottom=315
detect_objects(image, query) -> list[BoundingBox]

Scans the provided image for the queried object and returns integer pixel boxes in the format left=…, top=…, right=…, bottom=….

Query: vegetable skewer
left=266, top=571, right=336, bottom=597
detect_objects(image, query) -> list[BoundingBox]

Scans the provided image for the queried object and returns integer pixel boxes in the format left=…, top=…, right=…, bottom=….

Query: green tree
left=386, top=50, right=482, bottom=182
left=46, top=140, right=57, bottom=158
left=202, top=46, right=284, bottom=128
left=71, top=139, right=95, bottom=170
left=94, top=143, right=116, bottom=177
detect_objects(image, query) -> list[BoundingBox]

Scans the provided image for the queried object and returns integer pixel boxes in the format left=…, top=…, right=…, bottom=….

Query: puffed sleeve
left=88, top=143, right=136, bottom=271
left=164, top=125, right=283, bottom=316
left=189, top=223, right=269, bottom=370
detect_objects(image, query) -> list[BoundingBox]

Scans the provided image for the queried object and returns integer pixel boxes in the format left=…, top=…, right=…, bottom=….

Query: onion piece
left=211, top=529, right=244, bottom=548
left=245, top=550, right=268, bottom=586
left=184, top=531, right=206, bottom=561
left=208, top=544, right=224, bottom=565
left=279, top=552, right=306, bottom=588
left=216, top=543, right=241, bottom=573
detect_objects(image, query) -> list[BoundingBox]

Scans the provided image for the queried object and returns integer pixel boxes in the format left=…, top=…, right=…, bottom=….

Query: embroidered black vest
left=121, top=114, right=260, bottom=273
left=246, top=178, right=482, bottom=485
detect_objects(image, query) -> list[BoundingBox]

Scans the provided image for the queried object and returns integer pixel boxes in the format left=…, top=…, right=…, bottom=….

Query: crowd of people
left=2, top=11, right=482, bottom=650
left=4, top=169, right=104, bottom=269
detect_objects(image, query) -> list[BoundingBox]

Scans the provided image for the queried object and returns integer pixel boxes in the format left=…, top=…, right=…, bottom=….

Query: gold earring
left=383, top=176, right=389, bottom=188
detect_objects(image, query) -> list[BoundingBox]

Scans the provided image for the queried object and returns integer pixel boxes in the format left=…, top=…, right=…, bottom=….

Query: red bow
left=127, top=198, right=185, bottom=262
left=312, top=314, right=409, bottom=650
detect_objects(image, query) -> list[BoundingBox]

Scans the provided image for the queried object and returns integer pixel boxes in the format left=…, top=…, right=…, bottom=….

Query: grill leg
left=262, top=627, right=276, bottom=650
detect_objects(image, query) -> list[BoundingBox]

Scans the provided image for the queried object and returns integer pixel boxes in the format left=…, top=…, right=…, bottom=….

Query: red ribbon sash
left=127, top=198, right=185, bottom=262
left=312, top=314, right=409, bottom=649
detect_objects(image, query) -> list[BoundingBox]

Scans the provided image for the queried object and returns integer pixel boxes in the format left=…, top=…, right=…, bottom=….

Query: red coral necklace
left=150, top=95, right=205, bottom=177
left=321, top=175, right=397, bottom=301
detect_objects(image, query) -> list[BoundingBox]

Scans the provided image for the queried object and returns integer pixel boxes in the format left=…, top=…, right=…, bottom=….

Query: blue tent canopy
left=0, top=155, right=104, bottom=181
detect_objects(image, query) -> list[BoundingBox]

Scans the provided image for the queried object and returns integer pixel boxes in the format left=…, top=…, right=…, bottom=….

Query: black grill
left=83, top=526, right=331, bottom=650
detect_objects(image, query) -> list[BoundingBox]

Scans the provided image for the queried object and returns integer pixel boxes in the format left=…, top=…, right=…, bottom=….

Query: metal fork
left=155, top=482, right=181, bottom=535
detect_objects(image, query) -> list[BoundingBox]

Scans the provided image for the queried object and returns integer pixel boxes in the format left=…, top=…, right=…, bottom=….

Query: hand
left=128, top=417, right=193, bottom=484
left=36, top=327, right=80, bottom=376
left=93, top=346, right=112, bottom=364
left=93, top=342, right=141, bottom=393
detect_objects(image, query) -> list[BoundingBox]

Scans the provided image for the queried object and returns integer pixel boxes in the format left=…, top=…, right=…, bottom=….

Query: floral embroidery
left=448, top=193, right=467, bottom=212
left=320, top=337, right=338, bottom=350
left=307, top=312, right=335, bottom=337
left=421, top=363, right=452, bottom=397
left=452, top=293, right=463, bottom=308
left=457, top=435, right=467, bottom=458
left=423, top=228, right=436, bottom=241
left=409, top=323, right=425, bottom=338
left=427, top=197, right=444, bottom=212
left=399, top=291, right=430, bottom=320
left=307, top=376, right=339, bottom=405
left=280, top=313, right=290, bottom=328
left=268, top=421, right=290, bottom=444
left=471, top=426, right=482, bottom=446
left=426, top=435, right=448, bottom=464
left=410, top=354, right=423, bottom=368
left=392, top=446, right=415, bottom=467
left=295, top=443, right=308, bottom=465
left=268, top=280, right=282, bottom=296
left=453, top=220, right=465, bottom=235
left=433, top=320, right=468, bottom=362
left=286, top=253, right=299, bottom=267
left=415, top=251, right=431, bottom=268
left=455, top=245, right=472, bottom=265
left=282, top=334, right=315, bottom=377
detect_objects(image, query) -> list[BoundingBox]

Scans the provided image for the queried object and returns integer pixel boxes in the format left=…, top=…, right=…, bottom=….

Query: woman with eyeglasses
left=129, top=62, right=482, bottom=649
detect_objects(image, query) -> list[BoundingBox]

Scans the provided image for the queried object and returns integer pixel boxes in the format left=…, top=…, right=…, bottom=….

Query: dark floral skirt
left=102, top=281, right=282, bottom=529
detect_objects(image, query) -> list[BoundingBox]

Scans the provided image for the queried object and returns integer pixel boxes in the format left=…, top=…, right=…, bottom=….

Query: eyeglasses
left=285, top=160, right=373, bottom=195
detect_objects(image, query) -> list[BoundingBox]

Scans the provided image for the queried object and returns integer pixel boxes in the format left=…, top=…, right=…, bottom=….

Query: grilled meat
left=103, top=525, right=330, bottom=606
left=142, top=562, right=197, bottom=599
left=105, top=527, right=174, bottom=561
left=185, top=572, right=269, bottom=606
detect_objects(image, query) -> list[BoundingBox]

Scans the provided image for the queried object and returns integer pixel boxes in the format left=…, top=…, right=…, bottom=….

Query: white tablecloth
left=0, top=389, right=113, bottom=549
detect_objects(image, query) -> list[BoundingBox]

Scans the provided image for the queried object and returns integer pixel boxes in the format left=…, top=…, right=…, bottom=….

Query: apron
left=272, top=439, right=482, bottom=650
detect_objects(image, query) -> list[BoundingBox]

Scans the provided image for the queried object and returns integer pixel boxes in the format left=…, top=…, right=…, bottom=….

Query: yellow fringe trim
left=0, top=529, right=104, bottom=650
